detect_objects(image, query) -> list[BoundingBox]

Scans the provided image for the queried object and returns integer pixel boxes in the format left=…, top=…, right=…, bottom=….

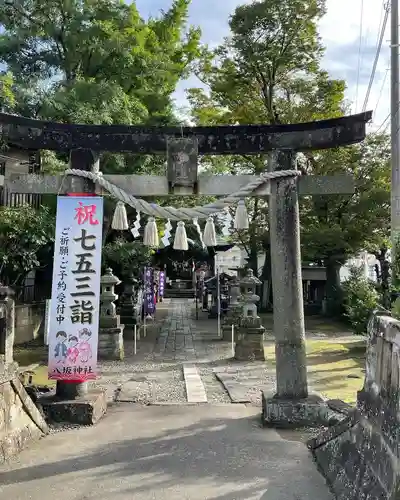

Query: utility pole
left=391, top=0, right=400, bottom=284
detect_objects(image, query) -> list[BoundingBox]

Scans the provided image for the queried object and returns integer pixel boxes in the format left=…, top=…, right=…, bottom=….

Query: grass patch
left=14, top=344, right=47, bottom=367
left=260, top=314, right=351, bottom=336
left=308, top=321, right=346, bottom=332
left=264, top=338, right=366, bottom=404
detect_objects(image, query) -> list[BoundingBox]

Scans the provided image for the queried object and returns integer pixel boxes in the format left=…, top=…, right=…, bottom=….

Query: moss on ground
left=264, top=338, right=366, bottom=404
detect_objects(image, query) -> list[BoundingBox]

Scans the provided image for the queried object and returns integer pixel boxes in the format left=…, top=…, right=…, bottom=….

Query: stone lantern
left=230, top=275, right=241, bottom=307
left=98, top=268, right=124, bottom=360
left=119, top=274, right=140, bottom=338
left=205, top=276, right=218, bottom=318
left=222, top=274, right=242, bottom=341
left=234, top=268, right=265, bottom=361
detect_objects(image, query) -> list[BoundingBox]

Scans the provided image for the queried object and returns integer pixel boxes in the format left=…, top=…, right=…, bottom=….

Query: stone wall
left=14, top=302, right=45, bottom=345
left=0, top=361, right=48, bottom=462
left=309, top=310, right=400, bottom=499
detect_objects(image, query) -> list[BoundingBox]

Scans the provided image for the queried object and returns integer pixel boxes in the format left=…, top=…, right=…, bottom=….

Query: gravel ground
left=88, top=300, right=274, bottom=407
left=94, top=342, right=237, bottom=405
left=198, top=366, right=231, bottom=404
left=93, top=354, right=188, bottom=404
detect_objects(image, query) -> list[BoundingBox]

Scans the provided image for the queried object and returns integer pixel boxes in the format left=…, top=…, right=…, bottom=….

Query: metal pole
left=391, top=0, right=400, bottom=283
left=231, top=324, right=235, bottom=356
left=134, top=324, right=137, bottom=355
left=195, top=272, right=199, bottom=320
left=217, top=265, right=221, bottom=338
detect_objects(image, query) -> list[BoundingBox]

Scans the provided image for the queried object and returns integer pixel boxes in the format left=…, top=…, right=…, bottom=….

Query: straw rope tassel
left=173, top=221, right=188, bottom=250
left=111, top=201, right=129, bottom=230
left=143, top=217, right=159, bottom=247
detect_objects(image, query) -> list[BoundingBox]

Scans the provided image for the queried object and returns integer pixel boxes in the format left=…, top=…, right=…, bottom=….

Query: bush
left=342, top=266, right=380, bottom=335
left=102, top=238, right=152, bottom=282
left=0, top=204, right=55, bottom=285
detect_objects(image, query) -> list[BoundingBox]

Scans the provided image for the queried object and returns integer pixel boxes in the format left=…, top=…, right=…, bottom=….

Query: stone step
left=183, top=364, right=207, bottom=403
left=164, top=289, right=195, bottom=299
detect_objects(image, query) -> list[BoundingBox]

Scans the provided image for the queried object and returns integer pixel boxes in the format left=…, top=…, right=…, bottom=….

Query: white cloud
left=320, top=0, right=390, bottom=131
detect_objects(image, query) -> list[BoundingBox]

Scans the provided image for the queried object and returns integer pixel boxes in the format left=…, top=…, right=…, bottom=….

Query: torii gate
left=1, top=110, right=372, bottom=427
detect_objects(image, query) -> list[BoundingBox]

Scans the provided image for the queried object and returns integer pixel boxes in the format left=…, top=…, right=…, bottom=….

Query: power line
left=375, top=98, right=400, bottom=137
left=375, top=111, right=390, bottom=133
left=375, top=0, right=386, bottom=49
left=355, top=0, right=365, bottom=112
left=362, top=3, right=390, bottom=112
left=373, top=0, right=389, bottom=114
left=374, top=64, right=389, bottom=116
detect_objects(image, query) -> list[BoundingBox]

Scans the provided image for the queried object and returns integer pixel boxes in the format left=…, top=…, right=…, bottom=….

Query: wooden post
left=55, top=148, right=99, bottom=400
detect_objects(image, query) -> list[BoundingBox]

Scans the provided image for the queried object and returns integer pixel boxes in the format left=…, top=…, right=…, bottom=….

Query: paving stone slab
left=183, top=364, right=207, bottom=403
left=214, top=364, right=275, bottom=404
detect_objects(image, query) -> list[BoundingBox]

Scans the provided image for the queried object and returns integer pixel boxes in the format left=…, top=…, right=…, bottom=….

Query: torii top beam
left=0, top=111, right=372, bottom=154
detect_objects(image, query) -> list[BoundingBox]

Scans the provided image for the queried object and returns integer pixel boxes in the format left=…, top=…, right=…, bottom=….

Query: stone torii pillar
left=262, top=150, right=326, bottom=427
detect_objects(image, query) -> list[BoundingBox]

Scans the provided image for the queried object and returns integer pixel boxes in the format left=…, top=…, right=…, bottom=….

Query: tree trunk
left=247, top=198, right=260, bottom=274
left=324, top=257, right=343, bottom=317
left=259, top=243, right=272, bottom=311
left=376, top=247, right=390, bottom=308
left=248, top=239, right=258, bottom=274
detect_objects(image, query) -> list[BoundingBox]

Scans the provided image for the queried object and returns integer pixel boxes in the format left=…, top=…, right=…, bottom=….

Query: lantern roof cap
left=101, top=268, right=121, bottom=286
left=240, top=268, right=261, bottom=286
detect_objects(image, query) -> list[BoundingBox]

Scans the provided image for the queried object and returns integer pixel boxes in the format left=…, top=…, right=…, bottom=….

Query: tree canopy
left=187, top=0, right=390, bottom=313
left=0, top=0, right=200, bottom=125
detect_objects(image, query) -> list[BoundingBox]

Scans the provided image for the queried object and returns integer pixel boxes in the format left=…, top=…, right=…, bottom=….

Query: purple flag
left=143, top=266, right=155, bottom=315
left=159, top=271, right=165, bottom=297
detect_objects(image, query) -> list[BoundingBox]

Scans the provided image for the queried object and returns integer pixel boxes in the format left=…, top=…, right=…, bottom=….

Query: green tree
left=187, top=0, right=345, bottom=282
left=0, top=71, right=15, bottom=111
left=0, top=0, right=201, bottom=170
left=102, top=238, right=153, bottom=281
left=301, top=133, right=390, bottom=314
left=0, top=0, right=203, bottom=254
left=187, top=0, right=390, bottom=314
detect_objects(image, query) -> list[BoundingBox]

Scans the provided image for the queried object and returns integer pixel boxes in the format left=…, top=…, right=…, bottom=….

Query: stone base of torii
left=2, top=111, right=372, bottom=427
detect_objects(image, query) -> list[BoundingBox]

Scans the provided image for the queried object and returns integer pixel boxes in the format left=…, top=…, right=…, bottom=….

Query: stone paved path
left=94, top=299, right=274, bottom=406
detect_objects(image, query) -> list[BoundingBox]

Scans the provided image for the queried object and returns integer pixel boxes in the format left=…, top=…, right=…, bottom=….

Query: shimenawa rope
left=65, top=168, right=301, bottom=221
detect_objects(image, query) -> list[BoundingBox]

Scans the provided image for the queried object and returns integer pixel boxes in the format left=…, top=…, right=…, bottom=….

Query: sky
left=134, top=0, right=390, bottom=132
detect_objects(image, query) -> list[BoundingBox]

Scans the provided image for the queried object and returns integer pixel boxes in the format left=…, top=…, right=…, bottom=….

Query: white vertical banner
left=48, top=196, right=103, bottom=381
